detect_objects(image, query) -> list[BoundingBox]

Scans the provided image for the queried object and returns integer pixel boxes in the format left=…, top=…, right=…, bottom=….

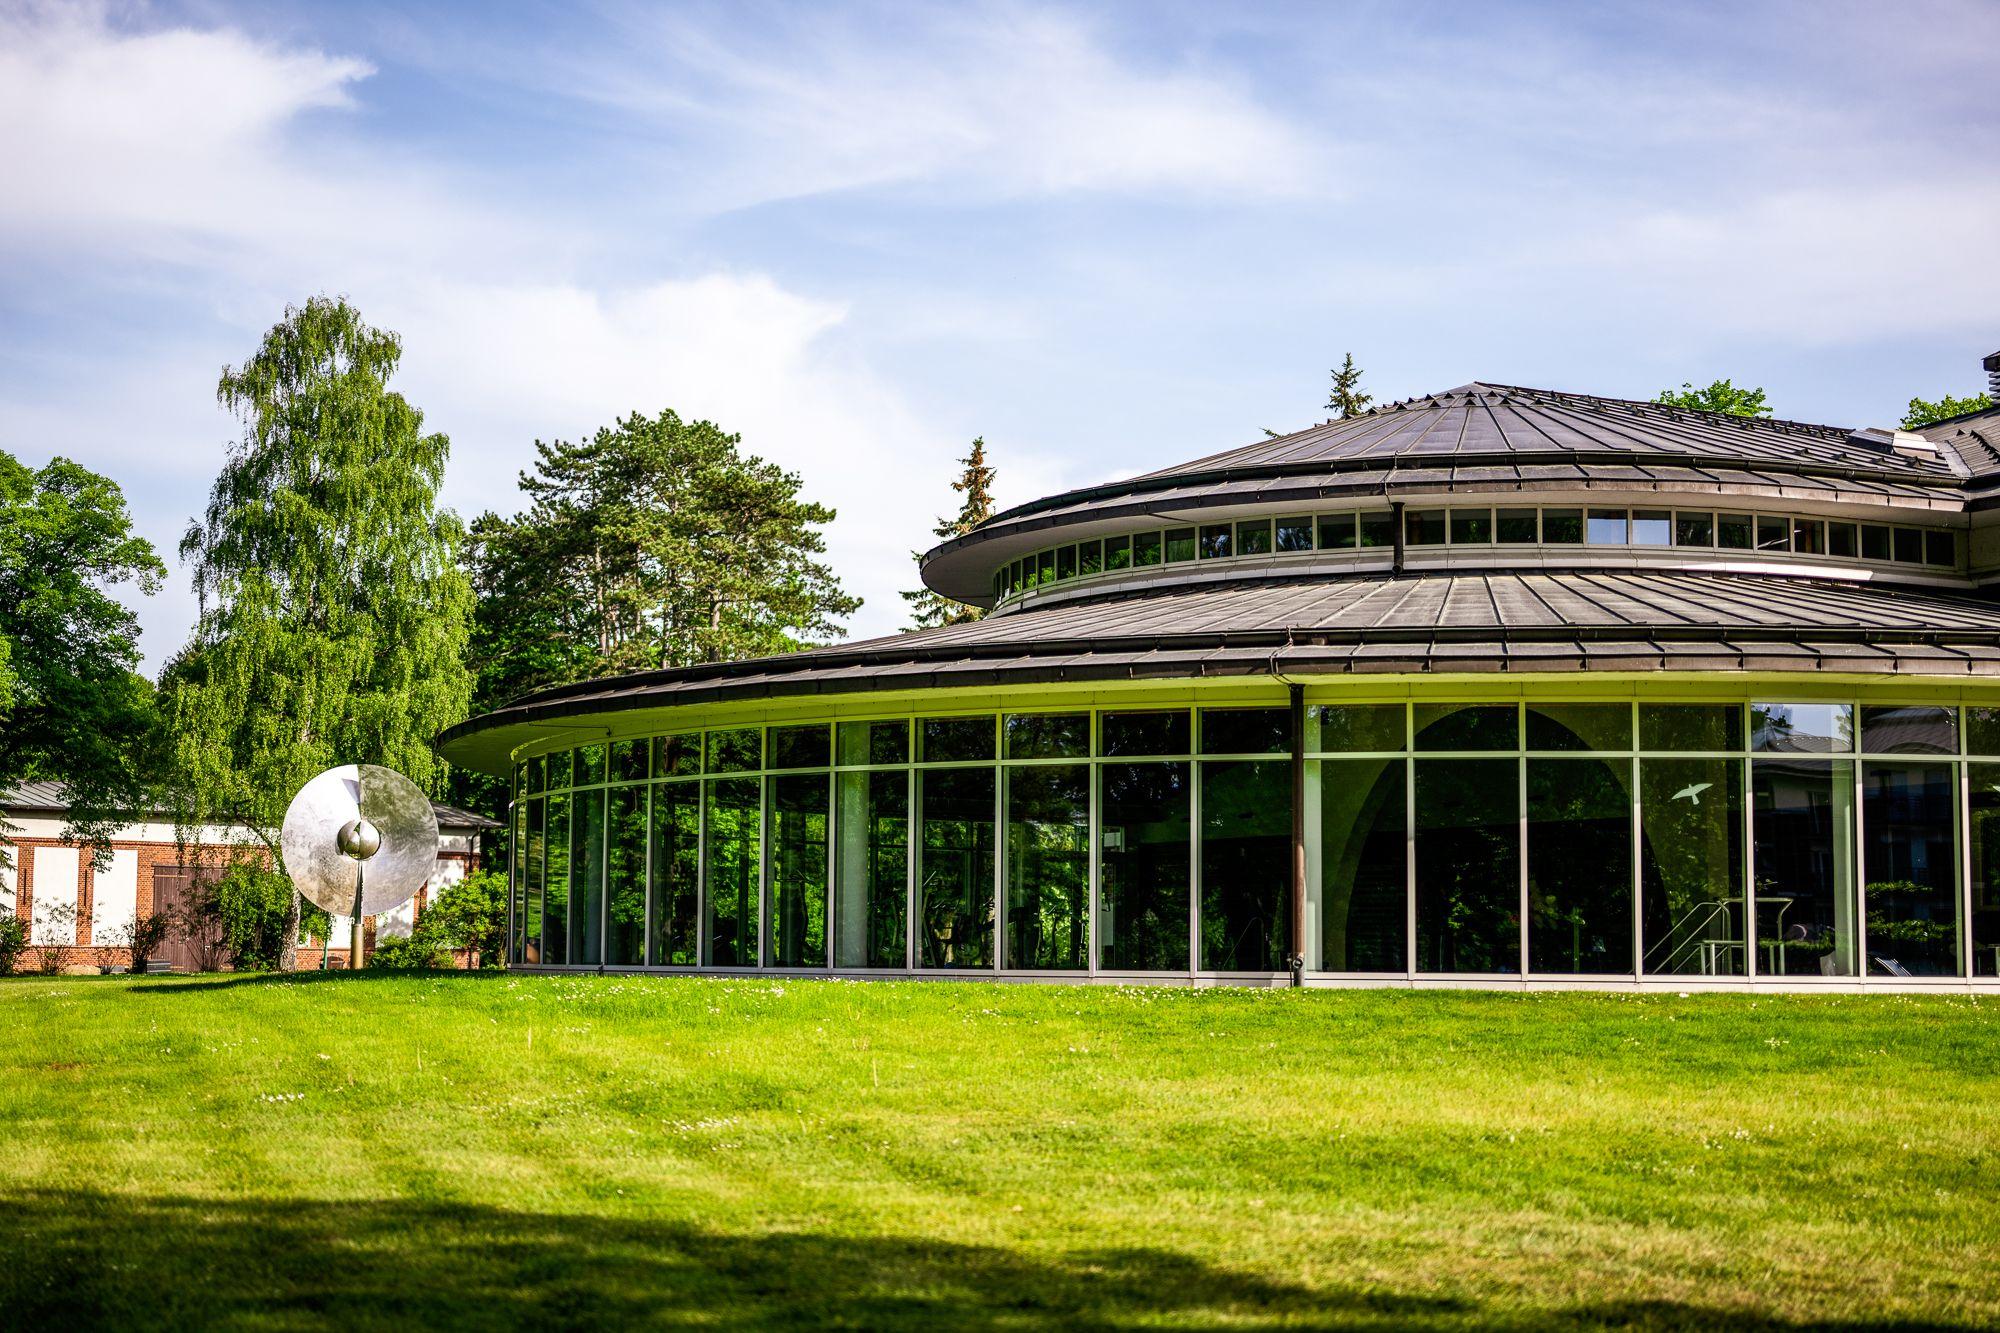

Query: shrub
left=0, top=915, right=24, bottom=975
left=33, top=901, right=79, bottom=975
left=115, top=911, right=176, bottom=975
left=367, top=931, right=452, bottom=971
left=421, top=869, right=509, bottom=968
left=181, top=863, right=329, bottom=972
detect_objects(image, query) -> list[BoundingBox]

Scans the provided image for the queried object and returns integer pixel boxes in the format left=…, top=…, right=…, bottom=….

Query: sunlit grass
left=4, top=973, right=1998, bottom=1329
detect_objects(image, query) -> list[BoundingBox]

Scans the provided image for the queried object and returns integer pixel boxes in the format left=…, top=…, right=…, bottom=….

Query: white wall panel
left=30, top=847, right=80, bottom=944
left=93, top=850, right=138, bottom=942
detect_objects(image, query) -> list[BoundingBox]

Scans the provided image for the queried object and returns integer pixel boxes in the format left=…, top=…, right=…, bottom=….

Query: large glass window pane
left=1526, top=703, right=1631, bottom=752
left=1099, top=763, right=1191, bottom=971
left=1133, top=531, right=1162, bottom=566
left=1496, top=508, right=1538, bottom=543
left=1527, top=758, right=1632, bottom=974
left=921, top=716, right=995, bottom=762
left=1200, top=707, right=1292, bottom=755
left=543, top=794, right=569, bottom=965
left=1828, top=523, right=1858, bottom=558
left=838, top=719, right=910, bottom=766
left=767, top=774, right=829, bottom=968
left=1792, top=519, right=1824, bottom=555
left=1415, top=759, right=1519, bottom=973
left=834, top=770, right=908, bottom=968
left=1860, top=705, right=1957, bottom=755
left=1313, top=704, right=1406, bottom=753
left=1542, top=509, right=1583, bottom=544
left=1319, top=758, right=1405, bottom=972
left=520, top=792, right=536, bottom=960
left=570, top=785, right=606, bottom=966
left=1414, top=703, right=1517, bottom=752
left=1752, top=703, right=1853, bottom=754
left=1971, top=709, right=2000, bottom=756
left=654, top=733, right=700, bottom=778
left=702, top=778, right=761, bottom=966
left=1199, top=524, right=1232, bottom=560
left=1751, top=759, right=1856, bottom=976
left=1079, top=540, right=1103, bottom=576
left=1404, top=509, right=1445, bottom=546
left=1449, top=509, right=1491, bottom=545
left=610, top=739, right=648, bottom=784
left=1860, top=524, right=1890, bottom=560
left=1358, top=511, right=1394, bottom=548
left=1236, top=520, right=1273, bottom=556
left=649, top=783, right=700, bottom=966
left=1275, top=517, right=1314, bottom=552
left=1165, top=527, right=1197, bottom=563
left=524, top=798, right=544, bottom=964
left=918, top=767, right=994, bottom=968
left=1674, top=513, right=1713, bottom=547
left=1969, top=763, right=2000, bottom=977
left=1893, top=528, right=1923, bottom=564
left=767, top=725, right=831, bottom=771
left=1200, top=760, right=1291, bottom=971
left=1105, top=536, right=1132, bottom=571
left=1056, top=544, right=1077, bottom=580
left=1005, top=765, right=1089, bottom=970
left=575, top=744, right=606, bottom=787
left=1640, top=705, right=1743, bottom=752
left=1630, top=511, right=1670, bottom=546
left=706, top=729, right=761, bottom=774
left=606, top=786, right=645, bottom=966
left=1640, top=758, right=1745, bottom=976
left=526, top=754, right=546, bottom=795
left=1926, top=531, right=1956, bottom=567
left=1718, top=513, right=1753, bottom=550
left=1862, top=763, right=1960, bottom=977
left=1587, top=509, right=1628, bottom=544
left=1004, top=713, right=1088, bottom=759
left=1756, top=516, right=1789, bottom=551
left=1101, top=710, right=1191, bottom=757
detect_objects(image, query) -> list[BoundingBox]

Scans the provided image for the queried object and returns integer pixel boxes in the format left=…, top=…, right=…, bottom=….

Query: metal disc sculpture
left=280, top=764, right=439, bottom=970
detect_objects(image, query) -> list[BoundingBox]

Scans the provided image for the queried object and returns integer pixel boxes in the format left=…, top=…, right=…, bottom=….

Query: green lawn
left=4, top=975, right=1998, bottom=1330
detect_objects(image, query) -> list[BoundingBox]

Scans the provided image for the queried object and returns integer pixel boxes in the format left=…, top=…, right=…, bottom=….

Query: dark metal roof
left=0, top=783, right=501, bottom=832
left=1920, top=406, right=2000, bottom=492
left=920, top=382, right=1967, bottom=601
left=437, top=571, right=2000, bottom=772
left=1132, top=383, right=1950, bottom=481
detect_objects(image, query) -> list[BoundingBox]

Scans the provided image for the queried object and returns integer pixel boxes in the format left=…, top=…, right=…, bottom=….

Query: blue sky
left=2, top=0, right=1995, bottom=671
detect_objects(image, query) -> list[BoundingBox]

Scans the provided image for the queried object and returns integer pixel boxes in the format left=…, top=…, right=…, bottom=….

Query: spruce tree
left=160, top=297, right=474, bottom=968
left=902, top=437, right=996, bottom=630
left=1328, top=353, right=1373, bottom=419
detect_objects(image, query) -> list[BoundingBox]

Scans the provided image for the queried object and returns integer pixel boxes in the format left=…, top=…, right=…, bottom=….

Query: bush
left=181, top=862, right=328, bottom=972
left=33, top=901, right=79, bottom=975
left=116, top=911, right=175, bottom=974
left=422, top=869, right=509, bottom=968
left=0, top=915, right=24, bottom=975
left=367, top=931, right=452, bottom=971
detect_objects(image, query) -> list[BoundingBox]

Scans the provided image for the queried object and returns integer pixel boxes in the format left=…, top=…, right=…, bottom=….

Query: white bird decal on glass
left=1673, top=782, right=1713, bottom=805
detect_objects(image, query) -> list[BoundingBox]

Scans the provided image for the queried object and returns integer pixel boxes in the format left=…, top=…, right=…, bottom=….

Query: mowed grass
left=4, top=975, right=1999, bottom=1330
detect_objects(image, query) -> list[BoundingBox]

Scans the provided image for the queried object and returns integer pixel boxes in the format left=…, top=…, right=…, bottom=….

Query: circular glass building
left=439, top=380, right=2000, bottom=988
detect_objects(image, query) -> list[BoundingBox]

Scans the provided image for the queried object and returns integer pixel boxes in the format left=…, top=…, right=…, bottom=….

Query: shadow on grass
left=0, top=1191, right=1967, bottom=1332
left=127, top=969, right=490, bottom=995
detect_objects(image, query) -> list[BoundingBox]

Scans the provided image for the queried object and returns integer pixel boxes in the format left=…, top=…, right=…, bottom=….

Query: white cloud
left=563, top=5, right=1323, bottom=206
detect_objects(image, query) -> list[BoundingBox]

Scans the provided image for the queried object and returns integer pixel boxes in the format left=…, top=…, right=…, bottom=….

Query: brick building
left=1, top=783, right=499, bottom=972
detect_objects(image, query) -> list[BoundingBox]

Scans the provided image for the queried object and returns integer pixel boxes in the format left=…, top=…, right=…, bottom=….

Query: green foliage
left=366, top=930, right=452, bottom=971
left=0, top=450, right=165, bottom=870
left=1326, top=353, right=1372, bottom=419
left=1653, top=379, right=1771, bottom=418
left=421, top=868, right=509, bottom=967
left=159, top=297, right=473, bottom=964
left=182, top=863, right=328, bottom=972
left=1903, top=392, right=1993, bottom=429
left=117, top=911, right=175, bottom=975
left=902, top=437, right=996, bottom=630
left=468, top=409, right=857, bottom=710
left=0, top=914, right=23, bottom=975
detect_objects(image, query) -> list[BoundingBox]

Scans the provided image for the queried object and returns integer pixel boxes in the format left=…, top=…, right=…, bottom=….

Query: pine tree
left=1328, top=353, right=1372, bottom=419
left=902, top=437, right=996, bottom=630
left=160, top=297, right=474, bottom=969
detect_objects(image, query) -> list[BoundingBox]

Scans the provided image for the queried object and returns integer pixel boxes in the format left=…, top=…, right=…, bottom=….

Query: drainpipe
left=1391, top=500, right=1406, bottom=575
left=1288, top=681, right=1306, bottom=988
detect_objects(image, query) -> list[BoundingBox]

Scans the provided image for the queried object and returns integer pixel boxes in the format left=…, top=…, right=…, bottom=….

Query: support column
left=1289, top=682, right=1307, bottom=986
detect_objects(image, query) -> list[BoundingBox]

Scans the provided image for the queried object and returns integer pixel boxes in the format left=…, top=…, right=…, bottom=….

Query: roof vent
left=1847, top=425, right=1940, bottom=457
left=1985, top=350, right=2000, bottom=399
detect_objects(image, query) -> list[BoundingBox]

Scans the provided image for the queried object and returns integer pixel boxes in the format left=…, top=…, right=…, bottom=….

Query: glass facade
left=504, top=699, right=1997, bottom=981
left=995, top=505, right=1960, bottom=603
